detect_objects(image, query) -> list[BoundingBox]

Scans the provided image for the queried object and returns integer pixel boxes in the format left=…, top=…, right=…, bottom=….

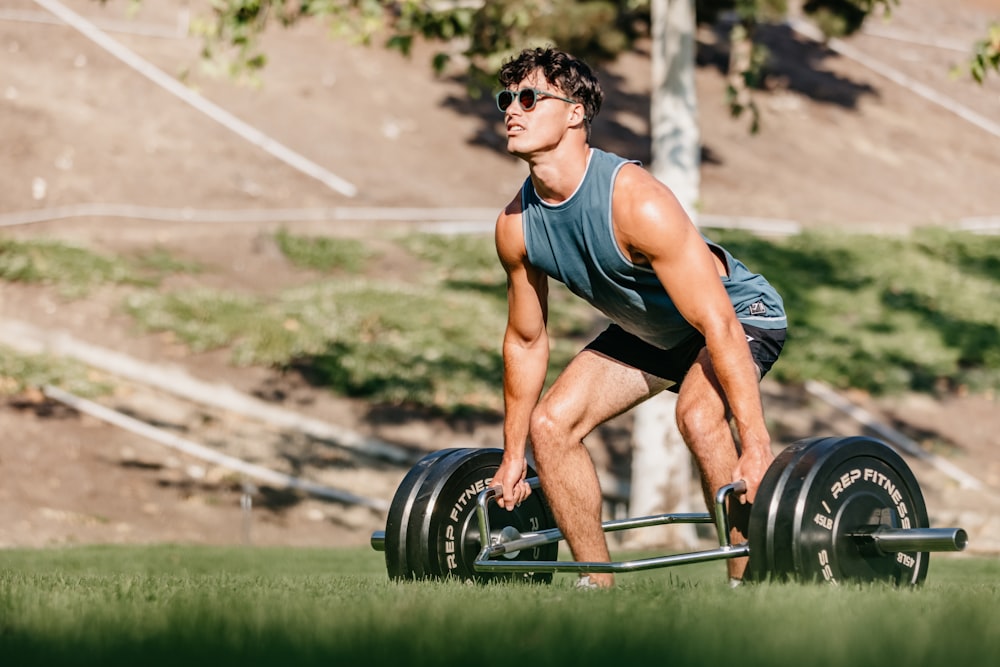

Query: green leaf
left=386, top=33, right=414, bottom=57
left=432, top=52, right=450, bottom=74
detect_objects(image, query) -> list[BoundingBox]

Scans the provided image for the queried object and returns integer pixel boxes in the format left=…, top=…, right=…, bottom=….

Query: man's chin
left=506, top=140, right=528, bottom=159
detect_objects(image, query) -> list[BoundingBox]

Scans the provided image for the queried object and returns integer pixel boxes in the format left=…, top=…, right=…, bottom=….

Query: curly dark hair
left=498, top=47, right=604, bottom=140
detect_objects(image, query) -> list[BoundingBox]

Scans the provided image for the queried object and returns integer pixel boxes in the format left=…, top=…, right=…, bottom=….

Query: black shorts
left=583, top=323, right=786, bottom=392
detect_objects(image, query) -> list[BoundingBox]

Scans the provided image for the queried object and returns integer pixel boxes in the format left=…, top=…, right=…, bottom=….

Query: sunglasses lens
left=518, top=89, right=537, bottom=110
left=497, top=89, right=543, bottom=112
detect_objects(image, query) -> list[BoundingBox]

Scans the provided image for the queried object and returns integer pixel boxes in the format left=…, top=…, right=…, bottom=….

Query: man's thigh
left=540, top=349, right=673, bottom=440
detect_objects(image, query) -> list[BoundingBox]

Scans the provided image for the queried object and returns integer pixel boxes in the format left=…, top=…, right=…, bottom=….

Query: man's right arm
left=493, top=200, right=549, bottom=509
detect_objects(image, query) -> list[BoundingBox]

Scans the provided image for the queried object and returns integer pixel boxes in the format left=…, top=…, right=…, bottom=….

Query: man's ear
left=569, top=103, right=587, bottom=126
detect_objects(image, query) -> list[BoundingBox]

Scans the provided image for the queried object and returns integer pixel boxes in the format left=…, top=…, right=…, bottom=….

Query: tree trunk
left=650, top=0, right=701, bottom=219
left=625, top=0, right=700, bottom=550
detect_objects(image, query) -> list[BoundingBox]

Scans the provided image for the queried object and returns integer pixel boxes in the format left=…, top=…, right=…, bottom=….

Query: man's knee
left=528, top=404, right=561, bottom=449
left=528, top=402, right=580, bottom=461
left=675, top=402, right=700, bottom=441
left=675, top=394, right=725, bottom=442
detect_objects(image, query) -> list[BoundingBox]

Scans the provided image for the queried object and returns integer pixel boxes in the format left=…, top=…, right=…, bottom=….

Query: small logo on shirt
left=749, top=300, right=767, bottom=316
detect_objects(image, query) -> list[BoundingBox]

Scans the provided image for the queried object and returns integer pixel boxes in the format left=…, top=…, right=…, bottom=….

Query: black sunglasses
left=496, top=87, right=578, bottom=113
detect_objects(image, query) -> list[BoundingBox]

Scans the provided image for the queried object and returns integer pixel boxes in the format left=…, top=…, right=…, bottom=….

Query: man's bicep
left=615, top=167, right=737, bottom=335
left=650, top=228, right=734, bottom=334
left=495, top=208, right=548, bottom=343
left=505, top=262, right=548, bottom=344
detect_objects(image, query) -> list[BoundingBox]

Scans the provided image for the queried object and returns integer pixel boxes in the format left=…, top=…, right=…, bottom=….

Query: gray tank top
left=521, top=148, right=786, bottom=350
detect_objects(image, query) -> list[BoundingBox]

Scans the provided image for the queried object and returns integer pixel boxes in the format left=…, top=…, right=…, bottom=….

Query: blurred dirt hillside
left=1, top=0, right=999, bottom=556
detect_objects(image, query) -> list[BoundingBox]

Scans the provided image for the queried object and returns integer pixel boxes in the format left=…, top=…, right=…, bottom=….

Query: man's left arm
left=612, top=166, right=773, bottom=500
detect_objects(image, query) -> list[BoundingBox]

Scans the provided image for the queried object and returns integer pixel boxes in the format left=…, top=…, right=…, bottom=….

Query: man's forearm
left=501, top=338, right=548, bottom=460
left=707, top=324, right=771, bottom=451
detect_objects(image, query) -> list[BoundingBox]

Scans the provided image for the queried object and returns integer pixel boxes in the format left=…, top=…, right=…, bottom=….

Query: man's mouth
left=507, top=123, right=525, bottom=135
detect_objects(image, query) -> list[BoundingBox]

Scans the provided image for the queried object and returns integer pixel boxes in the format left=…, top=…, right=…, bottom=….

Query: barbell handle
left=475, top=480, right=544, bottom=555
left=713, top=480, right=748, bottom=546
left=480, top=478, right=542, bottom=505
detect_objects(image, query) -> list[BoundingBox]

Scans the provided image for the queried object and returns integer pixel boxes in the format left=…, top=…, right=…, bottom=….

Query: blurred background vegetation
left=3, top=227, right=998, bottom=416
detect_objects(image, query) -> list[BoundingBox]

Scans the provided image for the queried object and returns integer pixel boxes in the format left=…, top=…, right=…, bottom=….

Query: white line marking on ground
left=43, top=384, right=390, bottom=511
left=790, top=19, right=1000, bottom=141
left=31, top=0, right=358, bottom=198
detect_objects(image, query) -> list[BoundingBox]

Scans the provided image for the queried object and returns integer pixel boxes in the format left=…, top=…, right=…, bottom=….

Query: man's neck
left=526, top=142, right=592, bottom=204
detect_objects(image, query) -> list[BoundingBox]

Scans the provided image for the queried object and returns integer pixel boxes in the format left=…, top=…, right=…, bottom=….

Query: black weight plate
left=383, top=448, right=462, bottom=580
left=414, top=448, right=559, bottom=583
left=766, top=437, right=845, bottom=581
left=745, top=437, right=817, bottom=582
left=791, top=436, right=930, bottom=585
left=750, top=436, right=930, bottom=585
left=403, top=448, right=472, bottom=580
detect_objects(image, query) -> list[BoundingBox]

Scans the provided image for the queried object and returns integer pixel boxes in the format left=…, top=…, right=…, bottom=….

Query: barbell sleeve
left=866, top=526, right=968, bottom=553
left=371, top=530, right=386, bottom=551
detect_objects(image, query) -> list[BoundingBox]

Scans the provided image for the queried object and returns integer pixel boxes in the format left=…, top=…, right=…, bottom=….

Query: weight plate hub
left=398, top=448, right=558, bottom=583
left=748, top=436, right=930, bottom=585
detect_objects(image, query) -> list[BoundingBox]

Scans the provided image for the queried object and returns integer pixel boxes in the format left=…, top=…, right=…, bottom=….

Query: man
left=489, top=47, right=787, bottom=588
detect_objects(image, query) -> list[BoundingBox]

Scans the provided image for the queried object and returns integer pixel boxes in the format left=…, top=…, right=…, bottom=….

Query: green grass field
left=1, top=545, right=997, bottom=666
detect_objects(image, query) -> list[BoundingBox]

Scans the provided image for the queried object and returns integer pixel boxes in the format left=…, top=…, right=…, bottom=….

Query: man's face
left=501, top=70, right=579, bottom=158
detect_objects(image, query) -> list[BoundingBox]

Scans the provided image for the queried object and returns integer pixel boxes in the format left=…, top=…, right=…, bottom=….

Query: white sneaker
left=575, top=575, right=599, bottom=590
